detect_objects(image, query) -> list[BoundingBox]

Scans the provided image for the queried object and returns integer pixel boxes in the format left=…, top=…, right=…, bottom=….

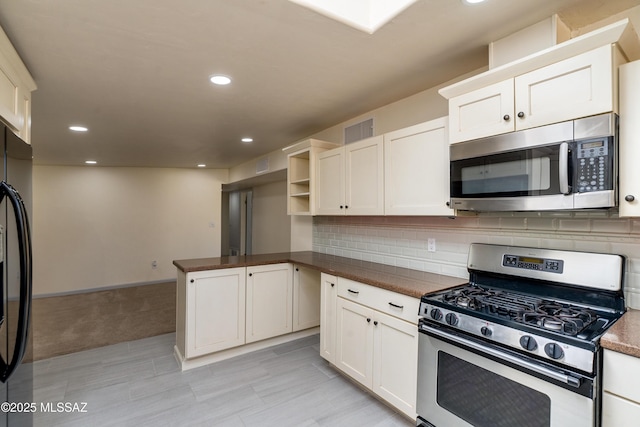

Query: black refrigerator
left=0, top=123, right=33, bottom=426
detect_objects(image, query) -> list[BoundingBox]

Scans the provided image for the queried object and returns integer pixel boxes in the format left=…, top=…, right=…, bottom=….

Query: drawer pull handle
left=388, top=302, right=404, bottom=309
left=348, top=289, right=359, bottom=295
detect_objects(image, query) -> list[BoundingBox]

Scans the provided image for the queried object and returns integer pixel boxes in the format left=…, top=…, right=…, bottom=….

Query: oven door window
left=450, top=145, right=561, bottom=198
left=437, top=351, right=550, bottom=427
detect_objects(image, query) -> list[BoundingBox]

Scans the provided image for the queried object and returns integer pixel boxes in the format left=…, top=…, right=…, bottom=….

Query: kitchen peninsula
left=173, top=251, right=465, bottom=417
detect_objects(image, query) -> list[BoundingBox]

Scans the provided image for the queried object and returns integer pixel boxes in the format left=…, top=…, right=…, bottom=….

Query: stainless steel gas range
left=416, top=243, right=625, bottom=427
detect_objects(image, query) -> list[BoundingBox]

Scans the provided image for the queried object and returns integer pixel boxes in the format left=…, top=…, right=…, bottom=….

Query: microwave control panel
left=575, top=138, right=611, bottom=193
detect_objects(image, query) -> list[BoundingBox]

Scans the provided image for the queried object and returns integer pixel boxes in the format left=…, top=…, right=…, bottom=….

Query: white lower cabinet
left=246, top=263, right=293, bottom=343
left=182, top=268, right=246, bottom=358
left=292, top=265, right=321, bottom=332
left=334, top=279, right=419, bottom=418
left=602, top=349, right=640, bottom=426
left=320, top=273, right=338, bottom=363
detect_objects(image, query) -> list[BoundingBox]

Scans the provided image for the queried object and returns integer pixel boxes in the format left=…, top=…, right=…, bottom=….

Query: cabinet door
left=246, top=263, right=293, bottom=343
left=320, top=273, right=338, bottom=363
left=186, top=268, right=246, bottom=358
left=449, top=79, right=514, bottom=143
left=384, top=117, right=452, bottom=215
left=514, top=45, right=613, bottom=131
left=335, top=297, right=374, bottom=388
left=292, top=265, right=321, bottom=332
left=372, top=310, right=418, bottom=418
left=618, top=60, right=640, bottom=217
left=345, top=135, right=384, bottom=215
left=315, top=147, right=345, bottom=215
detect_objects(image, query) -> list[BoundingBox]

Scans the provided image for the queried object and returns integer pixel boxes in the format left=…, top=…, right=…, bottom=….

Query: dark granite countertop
left=173, top=251, right=466, bottom=299
left=602, top=309, right=640, bottom=358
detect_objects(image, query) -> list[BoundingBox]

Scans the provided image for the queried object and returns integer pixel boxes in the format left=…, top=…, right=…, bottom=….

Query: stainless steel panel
left=467, top=243, right=624, bottom=292
left=416, top=332, right=595, bottom=427
left=450, top=120, right=573, bottom=161
left=574, top=113, right=616, bottom=140
left=450, top=193, right=574, bottom=211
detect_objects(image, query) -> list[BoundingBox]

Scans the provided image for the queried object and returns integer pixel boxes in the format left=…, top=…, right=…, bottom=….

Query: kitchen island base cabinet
left=176, top=268, right=246, bottom=360
left=246, top=263, right=293, bottom=344
left=602, top=349, right=640, bottom=426
left=175, top=262, right=321, bottom=371
left=333, top=279, right=419, bottom=418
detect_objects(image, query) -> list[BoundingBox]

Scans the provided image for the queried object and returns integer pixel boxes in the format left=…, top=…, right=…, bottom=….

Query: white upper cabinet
left=618, top=60, right=640, bottom=217
left=514, top=45, right=615, bottom=130
left=316, top=135, right=384, bottom=215
left=285, top=139, right=340, bottom=215
left=449, top=80, right=515, bottom=143
left=384, top=117, right=452, bottom=215
left=449, top=45, right=619, bottom=143
left=0, top=25, right=36, bottom=143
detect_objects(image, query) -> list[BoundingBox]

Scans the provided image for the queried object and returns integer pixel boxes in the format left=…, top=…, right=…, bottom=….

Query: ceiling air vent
left=255, top=157, right=269, bottom=174
left=344, top=118, right=374, bottom=144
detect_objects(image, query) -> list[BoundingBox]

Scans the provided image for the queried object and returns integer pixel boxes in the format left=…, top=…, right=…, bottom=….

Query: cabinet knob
left=340, top=205, right=344, bottom=209
left=190, top=279, right=194, bottom=283
left=373, top=321, right=378, bottom=326
left=331, top=283, right=335, bottom=287
left=517, top=111, right=525, bottom=118
left=345, top=205, right=349, bottom=209
left=249, top=273, right=253, bottom=277
left=625, top=195, right=635, bottom=202
left=446, top=201, right=450, bottom=207
left=366, top=318, right=371, bottom=323
left=296, top=268, right=299, bottom=271
left=503, top=114, right=510, bottom=121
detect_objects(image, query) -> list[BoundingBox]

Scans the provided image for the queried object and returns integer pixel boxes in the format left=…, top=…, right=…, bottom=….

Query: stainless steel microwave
left=449, top=113, right=618, bottom=212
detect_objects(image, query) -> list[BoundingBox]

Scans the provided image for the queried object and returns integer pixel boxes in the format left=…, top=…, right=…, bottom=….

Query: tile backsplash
left=312, top=212, right=640, bottom=309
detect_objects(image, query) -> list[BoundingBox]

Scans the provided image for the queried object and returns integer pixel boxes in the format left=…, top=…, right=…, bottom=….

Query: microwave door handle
left=0, top=181, right=32, bottom=383
left=559, top=142, right=571, bottom=195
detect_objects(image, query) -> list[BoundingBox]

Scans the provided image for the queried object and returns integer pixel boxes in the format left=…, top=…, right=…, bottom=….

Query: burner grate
left=438, top=285, right=600, bottom=336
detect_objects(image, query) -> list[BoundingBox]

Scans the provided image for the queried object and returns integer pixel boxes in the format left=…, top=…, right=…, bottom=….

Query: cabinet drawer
left=337, top=278, right=419, bottom=324
left=602, top=392, right=640, bottom=427
left=603, top=350, right=640, bottom=403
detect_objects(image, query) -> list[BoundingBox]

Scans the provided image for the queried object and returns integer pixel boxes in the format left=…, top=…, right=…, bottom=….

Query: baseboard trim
left=174, top=327, right=320, bottom=371
left=34, top=278, right=176, bottom=299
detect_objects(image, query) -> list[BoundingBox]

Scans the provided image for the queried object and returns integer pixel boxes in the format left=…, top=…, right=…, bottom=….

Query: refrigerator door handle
left=0, top=181, right=32, bottom=383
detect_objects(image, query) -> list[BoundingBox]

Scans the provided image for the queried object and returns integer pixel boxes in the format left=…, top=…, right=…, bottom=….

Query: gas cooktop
left=418, top=244, right=626, bottom=374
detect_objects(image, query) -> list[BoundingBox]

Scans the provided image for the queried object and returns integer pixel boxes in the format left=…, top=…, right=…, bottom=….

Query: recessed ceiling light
left=197, top=164, right=206, bottom=168
left=69, top=125, right=88, bottom=132
left=463, top=0, right=486, bottom=4
left=85, top=160, right=97, bottom=165
left=241, top=137, right=253, bottom=143
left=209, top=75, right=231, bottom=85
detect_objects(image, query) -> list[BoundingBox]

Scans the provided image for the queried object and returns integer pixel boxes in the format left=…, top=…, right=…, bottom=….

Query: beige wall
left=251, top=180, right=291, bottom=254
left=33, top=165, right=228, bottom=295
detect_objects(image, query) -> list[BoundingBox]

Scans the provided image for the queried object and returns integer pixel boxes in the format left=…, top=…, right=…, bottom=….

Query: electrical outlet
left=151, top=260, right=158, bottom=269
left=427, top=238, right=436, bottom=252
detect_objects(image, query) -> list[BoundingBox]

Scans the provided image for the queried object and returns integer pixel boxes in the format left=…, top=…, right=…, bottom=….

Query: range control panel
left=502, top=254, right=564, bottom=273
left=575, top=137, right=612, bottom=193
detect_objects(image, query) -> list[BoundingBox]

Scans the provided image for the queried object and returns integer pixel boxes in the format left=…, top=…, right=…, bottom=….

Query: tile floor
left=32, top=333, right=414, bottom=426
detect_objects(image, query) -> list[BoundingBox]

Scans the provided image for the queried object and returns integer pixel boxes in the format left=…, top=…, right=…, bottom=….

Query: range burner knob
left=544, top=343, right=564, bottom=360
left=430, top=308, right=443, bottom=321
left=519, top=335, right=538, bottom=351
left=445, top=313, right=459, bottom=326
left=480, top=326, right=492, bottom=337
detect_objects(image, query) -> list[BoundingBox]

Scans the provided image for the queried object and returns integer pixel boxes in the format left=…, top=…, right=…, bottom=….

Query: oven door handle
left=422, top=324, right=581, bottom=388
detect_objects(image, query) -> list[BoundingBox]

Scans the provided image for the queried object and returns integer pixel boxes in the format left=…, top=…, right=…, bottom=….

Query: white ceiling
left=0, top=0, right=637, bottom=169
